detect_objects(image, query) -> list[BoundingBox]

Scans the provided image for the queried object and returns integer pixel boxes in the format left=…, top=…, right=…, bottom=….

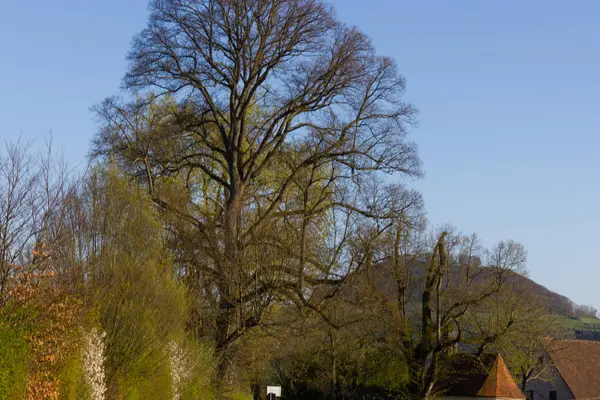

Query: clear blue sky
left=2, top=1, right=599, bottom=307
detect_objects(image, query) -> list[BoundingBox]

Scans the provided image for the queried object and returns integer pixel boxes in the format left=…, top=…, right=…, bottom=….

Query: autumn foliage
left=1, top=255, right=82, bottom=399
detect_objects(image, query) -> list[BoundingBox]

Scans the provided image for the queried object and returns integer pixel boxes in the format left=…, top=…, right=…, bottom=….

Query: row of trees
left=0, top=141, right=215, bottom=398
left=573, top=304, right=598, bottom=319
left=0, top=138, right=560, bottom=400
left=0, top=0, right=571, bottom=399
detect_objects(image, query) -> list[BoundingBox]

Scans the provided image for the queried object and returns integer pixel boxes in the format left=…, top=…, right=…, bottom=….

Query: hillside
left=504, top=274, right=600, bottom=338
left=504, top=272, right=574, bottom=316
left=340, top=261, right=575, bottom=315
left=312, top=259, right=600, bottom=338
left=558, top=316, right=600, bottom=340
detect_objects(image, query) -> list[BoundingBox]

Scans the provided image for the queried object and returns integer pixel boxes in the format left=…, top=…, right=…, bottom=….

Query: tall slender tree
left=383, top=219, right=528, bottom=399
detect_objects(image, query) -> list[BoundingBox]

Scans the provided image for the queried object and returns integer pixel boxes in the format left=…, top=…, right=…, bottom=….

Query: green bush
left=0, top=323, right=30, bottom=400
left=179, top=339, right=216, bottom=400
left=82, top=167, right=192, bottom=399
left=116, top=358, right=173, bottom=400
left=58, top=351, right=91, bottom=400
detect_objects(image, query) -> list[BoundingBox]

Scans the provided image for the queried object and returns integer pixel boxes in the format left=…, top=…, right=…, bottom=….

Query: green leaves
left=0, top=324, right=29, bottom=399
left=81, top=166, right=188, bottom=398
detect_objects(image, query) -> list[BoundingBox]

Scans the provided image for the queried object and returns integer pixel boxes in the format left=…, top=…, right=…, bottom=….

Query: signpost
left=267, top=385, right=282, bottom=399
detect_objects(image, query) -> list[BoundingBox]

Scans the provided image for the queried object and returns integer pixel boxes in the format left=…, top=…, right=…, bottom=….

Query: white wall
left=525, top=364, right=573, bottom=400
left=442, top=397, right=521, bottom=400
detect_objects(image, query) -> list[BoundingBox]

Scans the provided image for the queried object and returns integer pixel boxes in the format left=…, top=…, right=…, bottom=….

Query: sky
left=1, top=1, right=599, bottom=307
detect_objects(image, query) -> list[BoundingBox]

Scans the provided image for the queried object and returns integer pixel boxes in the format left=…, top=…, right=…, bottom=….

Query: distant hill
left=338, top=260, right=574, bottom=315
left=312, top=258, right=588, bottom=324
left=501, top=273, right=600, bottom=339
left=503, top=272, right=574, bottom=316
left=312, top=258, right=600, bottom=341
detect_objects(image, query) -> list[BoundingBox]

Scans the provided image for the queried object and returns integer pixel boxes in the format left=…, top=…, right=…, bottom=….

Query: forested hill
left=313, top=259, right=583, bottom=320
left=504, top=272, right=574, bottom=316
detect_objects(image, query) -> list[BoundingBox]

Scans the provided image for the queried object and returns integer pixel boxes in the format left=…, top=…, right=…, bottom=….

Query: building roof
left=549, top=339, right=600, bottom=399
left=476, top=354, right=525, bottom=398
left=440, top=353, right=525, bottom=398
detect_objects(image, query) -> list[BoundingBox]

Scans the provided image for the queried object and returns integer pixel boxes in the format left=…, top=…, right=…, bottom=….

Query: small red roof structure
left=476, top=354, right=525, bottom=398
left=439, top=353, right=525, bottom=399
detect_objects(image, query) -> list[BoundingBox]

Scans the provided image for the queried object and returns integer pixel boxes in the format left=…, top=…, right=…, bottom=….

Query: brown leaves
left=2, top=260, right=84, bottom=399
left=25, top=294, right=83, bottom=398
left=26, top=373, right=60, bottom=400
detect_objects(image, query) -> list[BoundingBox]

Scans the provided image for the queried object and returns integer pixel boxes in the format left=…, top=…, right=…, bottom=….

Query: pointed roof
left=476, top=354, right=525, bottom=399
left=437, top=353, right=525, bottom=398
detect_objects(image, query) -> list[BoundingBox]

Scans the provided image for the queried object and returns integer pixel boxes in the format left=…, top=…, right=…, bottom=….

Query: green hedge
left=0, top=323, right=30, bottom=400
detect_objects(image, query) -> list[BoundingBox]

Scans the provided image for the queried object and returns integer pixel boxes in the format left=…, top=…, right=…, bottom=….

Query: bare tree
left=382, top=219, right=528, bottom=399
left=92, top=0, right=421, bottom=389
left=0, top=138, right=72, bottom=305
left=493, top=306, right=568, bottom=394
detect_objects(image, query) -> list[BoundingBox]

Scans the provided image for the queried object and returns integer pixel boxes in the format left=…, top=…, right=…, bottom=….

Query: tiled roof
left=476, top=354, right=525, bottom=399
left=439, top=353, right=525, bottom=398
left=549, top=339, right=600, bottom=399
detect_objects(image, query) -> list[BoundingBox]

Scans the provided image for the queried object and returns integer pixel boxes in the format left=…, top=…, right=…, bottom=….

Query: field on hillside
left=558, top=316, right=600, bottom=333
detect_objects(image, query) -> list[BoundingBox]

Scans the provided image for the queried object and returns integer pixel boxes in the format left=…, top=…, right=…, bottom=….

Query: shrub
left=0, top=323, right=30, bottom=399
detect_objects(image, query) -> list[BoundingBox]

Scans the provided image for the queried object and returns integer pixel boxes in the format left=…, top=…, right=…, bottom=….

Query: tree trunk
left=408, top=233, right=447, bottom=400
left=330, top=330, right=341, bottom=399
left=521, top=370, right=530, bottom=397
left=251, top=380, right=262, bottom=400
left=214, top=175, right=244, bottom=397
left=214, top=351, right=232, bottom=397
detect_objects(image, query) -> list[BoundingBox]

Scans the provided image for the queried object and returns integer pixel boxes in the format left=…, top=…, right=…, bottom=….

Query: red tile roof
left=438, top=353, right=525, bottom=398
left=476, top=354, right=525, bottom=399
left=549, top=339, right=600, bottom=399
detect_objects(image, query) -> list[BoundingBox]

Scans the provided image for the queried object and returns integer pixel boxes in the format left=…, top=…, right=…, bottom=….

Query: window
left=526, top=390, right=534, bottom=400
left=549, top=390, right=557, bottom=400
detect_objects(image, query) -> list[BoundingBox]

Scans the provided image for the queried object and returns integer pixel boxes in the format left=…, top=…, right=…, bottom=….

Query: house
left=526, top=339, right=600, bottom=400
left=439, top=353, right=525, bottom=400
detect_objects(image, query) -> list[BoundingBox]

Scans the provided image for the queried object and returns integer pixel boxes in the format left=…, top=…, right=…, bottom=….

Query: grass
left=557, top=315, right=600, bottom=332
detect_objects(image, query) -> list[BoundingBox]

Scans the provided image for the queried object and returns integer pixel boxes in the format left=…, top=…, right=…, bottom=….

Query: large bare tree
left=92, top=0, right=421, bottom=387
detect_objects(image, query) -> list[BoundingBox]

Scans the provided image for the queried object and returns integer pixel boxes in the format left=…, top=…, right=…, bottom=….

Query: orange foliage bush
left=4, top=245, right=84, bottom=399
